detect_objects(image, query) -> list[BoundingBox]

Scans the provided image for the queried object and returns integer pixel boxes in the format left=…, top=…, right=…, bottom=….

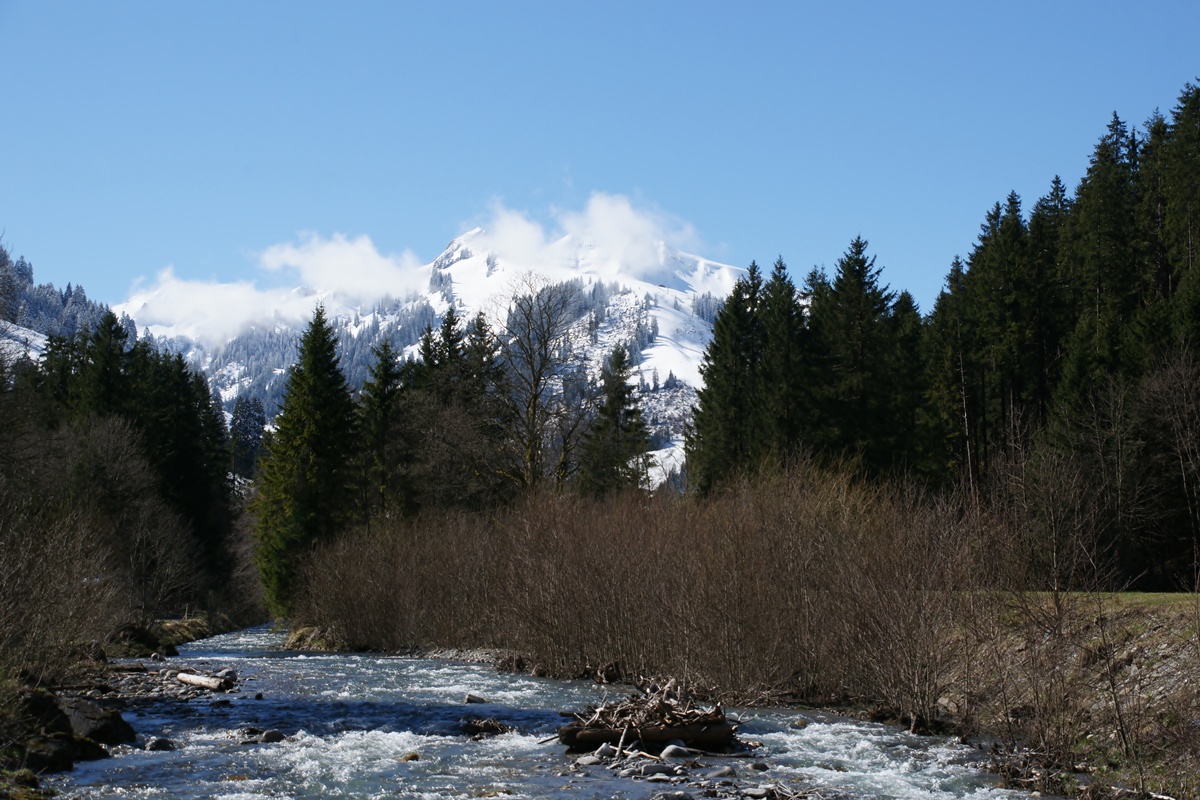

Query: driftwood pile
left=558, top=679, right=737, bottom=752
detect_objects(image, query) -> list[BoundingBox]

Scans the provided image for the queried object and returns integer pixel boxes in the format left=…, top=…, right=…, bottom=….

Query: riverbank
left=41, top=626, right=1025, bottom=800
left=286, top=592, right=1200, bottom=800
left=0, top=612, right=250, bottom=797
left=287, top=483, right=1200, bottom=799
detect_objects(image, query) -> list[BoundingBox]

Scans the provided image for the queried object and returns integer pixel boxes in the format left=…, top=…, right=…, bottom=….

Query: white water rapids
left=46, top=627, right=1036, bottom=799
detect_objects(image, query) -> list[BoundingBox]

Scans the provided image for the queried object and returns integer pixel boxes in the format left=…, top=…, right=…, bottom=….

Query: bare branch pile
left=558, top=679, right=737, bottom=752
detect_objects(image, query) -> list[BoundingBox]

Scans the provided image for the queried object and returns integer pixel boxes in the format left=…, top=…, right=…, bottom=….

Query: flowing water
left=47, top=627, right=1034, bottom=799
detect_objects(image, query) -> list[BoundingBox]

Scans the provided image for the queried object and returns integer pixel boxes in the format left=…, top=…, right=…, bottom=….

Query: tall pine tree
left=686, top=262, right=763, bottom=493
left=579, top=344, right=650, bottom=495
left=807, top=237, right=894, bottom=473
left=255, top=306, right=358, bottom=617
left=358, top=340, right=408, bottom=519
left=758, top=257, right=807, bottom=460
left=230, top=395, right=266, bottom=478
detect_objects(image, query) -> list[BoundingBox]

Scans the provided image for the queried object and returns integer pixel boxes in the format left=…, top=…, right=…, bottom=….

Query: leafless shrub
left=206, top=486, right=268, bottom=625
left=0, top=494, right=123, bottom=683
left=297, top=458, right=993, bottom=724
left=1141, top=347, right=1200, bottom=550
left=54, top=417, right=199, bottom=623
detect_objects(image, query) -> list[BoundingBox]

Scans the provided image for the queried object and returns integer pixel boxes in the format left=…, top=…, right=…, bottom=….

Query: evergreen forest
left=690, top=84, right=1200, bottom=590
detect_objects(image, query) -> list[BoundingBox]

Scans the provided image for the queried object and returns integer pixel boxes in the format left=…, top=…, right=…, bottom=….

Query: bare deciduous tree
left=495, top=274, right=595, bottom=488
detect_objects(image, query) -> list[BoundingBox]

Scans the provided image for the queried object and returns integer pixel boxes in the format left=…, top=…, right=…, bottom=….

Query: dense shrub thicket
left=295, top=461, right=1200, bottom=795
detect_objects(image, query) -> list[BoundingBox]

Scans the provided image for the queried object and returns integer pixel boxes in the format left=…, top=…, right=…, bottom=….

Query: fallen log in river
left=176, top=672, right=232, bottom=691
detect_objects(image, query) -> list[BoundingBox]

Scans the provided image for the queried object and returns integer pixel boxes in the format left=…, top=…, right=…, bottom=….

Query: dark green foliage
left=681, top=80, right=1200, bottom=585
left=807, top=237, right=896, bottom=473
left=687, top=262, right=763, bottom=492
left=358, top=339, right=408, bottom=518
left=231, top=395, right=266, bottom=478
left=887, top=291, right=927, bottom=474
left=0, top=243, right=17, bottom=323
left=688, top=245, right=924, bottom=489
left=758, top=257, right=807, bottom=457
left=911, top=83, right=1200, bottom=586
left=400, top=309, right=515, bottom=511
left=255, top=306, right=358, bottom=617
left=25, top=309, right=234, bottom=591
left=579, top=345, right=651, bottom=495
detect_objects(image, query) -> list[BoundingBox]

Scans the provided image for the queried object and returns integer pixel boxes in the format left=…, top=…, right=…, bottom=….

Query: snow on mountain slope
left=425, top=227, right=738, bottom=386
left=120, top=228, right=743, bottom=485
left=0, top=320, right=48, bottom=363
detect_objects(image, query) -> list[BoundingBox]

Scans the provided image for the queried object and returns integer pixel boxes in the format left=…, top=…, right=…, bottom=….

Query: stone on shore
left=56, top=697, right=136, bottom=745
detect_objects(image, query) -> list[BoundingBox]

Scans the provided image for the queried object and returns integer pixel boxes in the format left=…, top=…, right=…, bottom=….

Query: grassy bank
left=292, top=465, right=1200, bottom=798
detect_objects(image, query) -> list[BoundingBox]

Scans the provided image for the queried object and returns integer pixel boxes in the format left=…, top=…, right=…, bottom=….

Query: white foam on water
left=755, top=720, right=1019, bottom=800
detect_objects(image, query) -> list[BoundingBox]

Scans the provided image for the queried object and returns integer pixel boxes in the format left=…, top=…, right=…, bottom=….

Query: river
left=46, top=626, right=1033, bottom=799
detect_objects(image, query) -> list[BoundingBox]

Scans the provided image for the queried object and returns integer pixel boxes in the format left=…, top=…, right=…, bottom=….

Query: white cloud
left=117, top=234, right=425, bottom=346
left=472, top=192, right=703, bottom=284
left=117, top=194, right=711, bottom=345
left=118, top=267, right=318, bottom=344
left=260, top=232, right=425, bottom=303
left=556, top=193, right=700, bottom=277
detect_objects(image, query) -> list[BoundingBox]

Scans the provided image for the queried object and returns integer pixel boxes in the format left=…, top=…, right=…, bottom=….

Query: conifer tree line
left=688, top=81, right=1200, bottom=588
left=2, top=298, right=254, bottom=676
left=255, top=291, right=652, bottom=616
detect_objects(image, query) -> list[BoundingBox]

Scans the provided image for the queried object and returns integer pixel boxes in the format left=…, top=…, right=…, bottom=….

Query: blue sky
left=1, top=1, right=1197, bottom=316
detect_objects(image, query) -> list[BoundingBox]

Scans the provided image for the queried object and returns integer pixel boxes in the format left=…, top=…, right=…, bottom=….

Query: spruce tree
left=887, top=291, right=927, bottom=474
left=255, top=306, right=358, bottom=617
left=924, top=257, right=980, bottom=487
left=686, top=262, right=763, bottom=492
left=230, top=395, right=267, bottom=478
left=808, top=237, right=894, bottom=473
left=1026, top=176, right=1074, bottom=422
left=579, top=344, right=650, bottom=495
left=358, top=340, right=408, bottom=518
left=758, top=257, right=806, bottom=459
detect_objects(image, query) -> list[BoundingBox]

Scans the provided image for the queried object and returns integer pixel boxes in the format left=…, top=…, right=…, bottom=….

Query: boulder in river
left=23, top=735, right=76, bottom=773
left=56, top=697, right=135, bottom=745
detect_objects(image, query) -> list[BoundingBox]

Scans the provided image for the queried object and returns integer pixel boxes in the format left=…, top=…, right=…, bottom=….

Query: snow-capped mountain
left=118, top=228, right=744, bottom=483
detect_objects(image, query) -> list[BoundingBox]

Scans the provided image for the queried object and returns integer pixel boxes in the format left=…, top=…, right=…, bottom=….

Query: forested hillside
left=688, top=82, right=1200, bottom=589
left=1, top=281, right=260, bottom=686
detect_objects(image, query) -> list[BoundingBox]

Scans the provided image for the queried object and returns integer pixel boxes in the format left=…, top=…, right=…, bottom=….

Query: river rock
left=23, top=734, right=76, bottom=772
left=260, top=729, right=286, bottom=744
left=71, top=736, right=111, bottom=761
left=660, top=744, right=695, bottom=759
left=19, top=690, right=72, bottom=736
left=636, top=763, right=677, bottom=777
left=215, top=668, right=238, bottom=681
left=594, top=742, right=617, bottom=758
left=575, top=755, right=602, bottom=766
left=56, top=697, right=136, bottom=745
left=749, top=762, right=769, bottom=771
left=706, top=765, right=737, bottom=778
left=464, top=692, right=488, bottom=704
left=146, top=737, right=176, bottom=751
